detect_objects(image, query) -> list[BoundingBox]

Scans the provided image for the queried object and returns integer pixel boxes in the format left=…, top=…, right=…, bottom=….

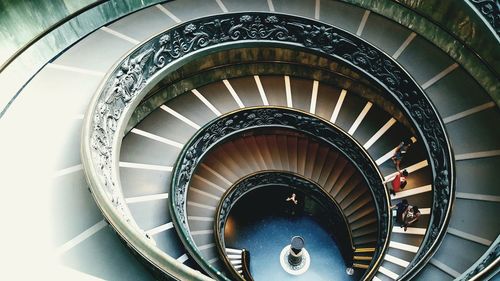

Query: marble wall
left=0, top=0, right=167, bottom=114
left=0, top=0, right=97, bottom=64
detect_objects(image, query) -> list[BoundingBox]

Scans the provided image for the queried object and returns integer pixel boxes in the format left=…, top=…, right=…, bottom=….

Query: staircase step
left=432, top=233, right=488, bottom=275
left=277, top=135, right=291, bottom=171
left=315, top=84, right=343, bottom=121
left=368, top=122, right=413, bottom=163
left=334, top=90, right=367, bottom=131
left=456, top=155, right=500, bottom=196
left=163, top=0, right=220, bottom=22
left=385, top=247, right=417, bottom=265
left=320, top=0, right=366, bottom=34
left=347, top=205, right=375, bottom=223
left=449, top=198, right=500, bottom=241
left=166, top=89, right=220, bottom=126
left=352, top=104, right=392, bottom=145
left=224, top=141, right=254, bottom=174
left=335, top=175, right=362, bottom=203
left=324, top=157, right=348, bottom=193
left=187, top=219, right=213, bottom=232
left=297, top=137, right=309, bottom=175
left=354, top=247, right=376, bottom=253
left=384, top=253, right=410, bottom=268
left=304, top=142, right=321, bottom=179
left=128, top=200, right=171, bottom=231
left=311, top=145, right=330, bottom=182
left=267, top=135, right=284, bottom=170
left=330, top=165, right=356, bottom=197
left=344, top=194, right=372, bottom=216
left=389, top=233, right=423, bottom=248
left=188, top=187, right=220, bottom=203
left=227, top=76, right=265, bottom=107
left=351, top=216, right=377, bottom=231
left=197, top=80, right=240, bottom=113
left=255, top=135, right=274, bottom=169
left=226, top=248, right=243, bottom=254
left=353, top=235, right=377, bottom=246
left=288, top=77, right=314, bottom=112
left=352, top=222, right=377, bottom=237
left=414, top=263, right=454, bottom=281
left=317, top=150, right=340, bottom=186
left=340, top=187, right=368, bottom=209
left=353, top=263, right=369, bottom=269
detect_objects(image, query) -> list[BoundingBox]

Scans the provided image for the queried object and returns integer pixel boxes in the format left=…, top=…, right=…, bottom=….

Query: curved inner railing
left=170, top=107, right=389, bottom=281
left=81, top=12, right=454, bottom=280
left=214, top=171, right=358, bottom=280
left=241, top=249, right=254, bottom=281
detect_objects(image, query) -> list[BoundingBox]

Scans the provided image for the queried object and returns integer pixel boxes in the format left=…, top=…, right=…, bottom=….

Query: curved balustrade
left=341, top=0, right=499, bottom=102
left=241, top=249, right=254, bottom=281
left=467, top=0, right=500, bottom=37
left=214, top=171, right=357, bottom=280
left=457, top=235, right=500, bottom=281
left=171, top=107, right=388, bottom=280
left=81, top=12, right=454, bottom=280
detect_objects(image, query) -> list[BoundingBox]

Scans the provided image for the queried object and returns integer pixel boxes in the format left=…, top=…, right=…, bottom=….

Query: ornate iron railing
left=467, top=0, right=500, bottom=37
left=171, top=107, right=389, bottom=281
left=214, top=171, right=361, bottom=280
left=457, top=235, right=500, bottom=281
left=81, top=12, right=454, bottom=280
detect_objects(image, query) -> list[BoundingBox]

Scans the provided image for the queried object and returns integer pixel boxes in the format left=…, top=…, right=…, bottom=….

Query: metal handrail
left=456, top=235, right=500, bottom=281
left=241, top=249, right=254, bottom=281
left=171, top=107, right=390, bottom=281
left=81, top=12, right=454, bottom=281
left=213, top=170, right=369, bottom=280
left=341, top=0, right=499, bottom=89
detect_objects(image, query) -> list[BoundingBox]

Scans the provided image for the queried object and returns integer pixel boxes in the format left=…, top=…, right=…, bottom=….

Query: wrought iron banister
left=456, top=235, right=500, bottom=281
left=241, top=249, right=254, bottom=281
left=82, top=12, right=454, bottom=280
left=170, top=107, right=389, bottom=281
left=214, top=171, right=361, bottom=280
left=467, top=0, right=500, bottom=37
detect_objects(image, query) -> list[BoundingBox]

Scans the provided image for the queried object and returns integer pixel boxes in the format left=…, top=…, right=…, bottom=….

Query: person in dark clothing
left=392, top=140, right=411, bottom=170
left=403, top=206, right=421, bottom=231
left=391, top=199, right=409, bottom=225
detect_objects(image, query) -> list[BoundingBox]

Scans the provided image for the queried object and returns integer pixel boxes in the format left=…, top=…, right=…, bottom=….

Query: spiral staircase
left=1, top=1, right=499, bottom=281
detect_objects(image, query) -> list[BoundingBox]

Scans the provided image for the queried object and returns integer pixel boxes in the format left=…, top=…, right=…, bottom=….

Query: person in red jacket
left=390, top=169, right=408, bottom=195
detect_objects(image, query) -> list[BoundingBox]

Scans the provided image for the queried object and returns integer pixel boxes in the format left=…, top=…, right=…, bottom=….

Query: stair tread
left=163, top=0, right=221, bottom=22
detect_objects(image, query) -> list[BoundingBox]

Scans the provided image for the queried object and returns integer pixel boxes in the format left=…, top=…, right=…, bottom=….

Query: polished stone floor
left=224, top=187, right=361, bottom=280
left=226, top=215, right=360, bottom=280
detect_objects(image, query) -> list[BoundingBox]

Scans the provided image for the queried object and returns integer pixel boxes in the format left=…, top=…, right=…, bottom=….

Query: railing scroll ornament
left=82, top=12, right=454, bottom=280
left=171, top=107, right=389, bottom=280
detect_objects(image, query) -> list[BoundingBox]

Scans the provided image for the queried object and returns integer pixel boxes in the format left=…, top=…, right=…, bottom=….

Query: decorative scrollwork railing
left=214, top=171, right=359, bottom=280
left=82, top=12, right=454, bottom=280
left=457, top=235, right=500, bottom=281
left=467, top=0, right=500, bottom=36
left=171, top=107, right=389, bottom=281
